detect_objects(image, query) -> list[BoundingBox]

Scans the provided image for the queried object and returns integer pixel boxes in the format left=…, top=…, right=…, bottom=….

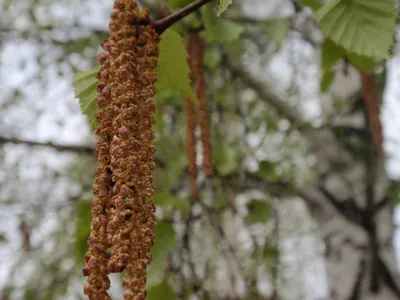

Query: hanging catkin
left=82, top=34, right=114, bottom=300
left=188, top=33, right=213, bottom=177
left=360, top=72, right=384, bottom=161
left=82, top=1, right=159, bottom=299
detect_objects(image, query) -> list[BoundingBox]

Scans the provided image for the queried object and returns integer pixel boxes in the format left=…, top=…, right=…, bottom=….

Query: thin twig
left=152, top=0, right=213, bottom=34
left=0, top=135, right=168, bottom=167
left=0, top=135, right=95, bottom=154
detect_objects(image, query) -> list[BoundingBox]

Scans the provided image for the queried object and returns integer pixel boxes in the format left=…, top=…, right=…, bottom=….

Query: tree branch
left=224, top=56, right=310, bottom=129
left=152, top=0, right=213, bottom=34
left=0, top=136, right=95, bottom=154
left=0, top=135, right=167, bottom=167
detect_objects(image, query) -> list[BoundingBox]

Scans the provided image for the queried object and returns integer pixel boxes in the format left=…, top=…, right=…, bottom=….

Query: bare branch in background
left=224, top=57, right=309, bottom=129
left=0, top=135, right=95, bottom=154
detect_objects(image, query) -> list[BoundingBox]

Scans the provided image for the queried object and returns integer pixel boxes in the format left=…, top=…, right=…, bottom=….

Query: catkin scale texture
left=83, top=1, right=159, bottom=299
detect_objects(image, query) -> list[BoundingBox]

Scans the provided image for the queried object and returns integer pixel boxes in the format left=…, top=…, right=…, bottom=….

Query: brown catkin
left=360, top=72, right=384, bottom=161
left=82, top=1, right=159, bottom=299
left=187, top=33, right=213, bottom=177
left=82, top=32, right=115, bottom=300
left=185, top=97, right=198, bottom=201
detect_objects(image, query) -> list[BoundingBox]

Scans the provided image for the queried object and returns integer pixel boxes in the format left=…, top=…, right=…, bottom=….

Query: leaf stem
left=152, top=0, right=213, bottom=34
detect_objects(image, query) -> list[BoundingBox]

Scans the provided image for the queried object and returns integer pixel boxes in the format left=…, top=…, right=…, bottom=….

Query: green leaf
left=74, top=199, right=92, bottom=266
left=245, top=199, right=271, bottom=225
left=213, top=141, right=240, bottom=176
left=299, top=0, right=322, bottom=10
left=257, top=160, right=278, bottom=181
left=156, top=29, right=196, bottom=101
left=321, top=38, right=378, bottom=72
left=316, top=0, right=396, bottom=58
left=73, top=66, right=100, bottom=131
left=217, top=0, right=232, bottom=16
left=147, top=221, right=177, bottom=287
left=348, top=52, right=377, bottom=72
left=147, top=282, right=177, bottom=300
left=320, top=70, right=335, bottom=93
left=155, top=89, right=185, bottom=107
left=263, top=245, right=279, bottom=259
left=154, top=192, right=190, bottom=214
left=321, top=38, right=345, bottom=70
left=201, top=5, right=244, bottom=44
left=154, top=136, right=187, bottom=190
left=203, top=47, right=220, bottom=70
left=266, top=18, right=292, bottom=49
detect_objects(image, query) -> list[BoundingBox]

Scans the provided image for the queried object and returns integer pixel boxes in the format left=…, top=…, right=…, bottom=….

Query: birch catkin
left=188, top=33, right=213, bottom=177
left=82, top=1, right=159, bottom=299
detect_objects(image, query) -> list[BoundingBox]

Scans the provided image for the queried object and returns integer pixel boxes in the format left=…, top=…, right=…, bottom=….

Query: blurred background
left=0, top=0, right=400, bottom=299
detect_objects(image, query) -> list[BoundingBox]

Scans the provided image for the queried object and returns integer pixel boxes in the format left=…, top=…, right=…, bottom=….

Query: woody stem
left=152, top=0, right=213, bottom=34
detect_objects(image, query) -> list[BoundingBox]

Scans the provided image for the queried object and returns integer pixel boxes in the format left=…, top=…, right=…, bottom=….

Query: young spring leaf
left=347, top=53, right=377, bottom=72
left=74, top=199, right=92, bottom=266
left=154, top=192, right=190, bottom=214
left=320, top=70, right=335, bottom=93
left=213, top=140, right=240, bottom=176
left=245, top=199, right=271, bottom=225
left=147, top=221, right=177, bottom=287
left=73, top=66, right=100, bottom=131
left=201, top=5, right=244, bottom=44
left=217, top=0, right=232, bottom=16
left=321, top=38, right=346, bottom=70
left=156, top=29, right=196, bottom=101
left=320, top=38, right=378, bottom=92
left=266, top=17, right=292, bottom=50
left=316, top=0, right=396, bottom=58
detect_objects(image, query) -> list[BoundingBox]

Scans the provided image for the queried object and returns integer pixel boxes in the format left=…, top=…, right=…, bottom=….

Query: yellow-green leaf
left=201, top=5, right=244, bottom=44
left=348, top=53, right=377, bottom=72
left=147, top=221, right=177, bottom=287
left=245, top=199, right=271, bottom=225
left=156, top=29, right=195, bottom=101
left=73, top=66, right=100, bottom=131
left=320, top=70, right=335, bottom=93
left=316, top=0, right=396, bottom=58
left=217, top=0, right=232, bottom=16
left=74, top=199, right=92, bottom=266
left=266, top=17, right=292, bottom=50
left=321, top=38, right=345, bottom=70
left=214, top=141, right=240, bottom=176
left=154, top=192, right=190, bottom=214
left=321, top=38, right=378, bottom=72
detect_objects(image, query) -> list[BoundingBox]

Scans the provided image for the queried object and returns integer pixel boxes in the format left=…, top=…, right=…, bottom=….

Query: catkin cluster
left=82, top=1, right=159, bottom=299
left=187, top=33, right=213, bottom=178
left=184, top=33, right=214, bottom=202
